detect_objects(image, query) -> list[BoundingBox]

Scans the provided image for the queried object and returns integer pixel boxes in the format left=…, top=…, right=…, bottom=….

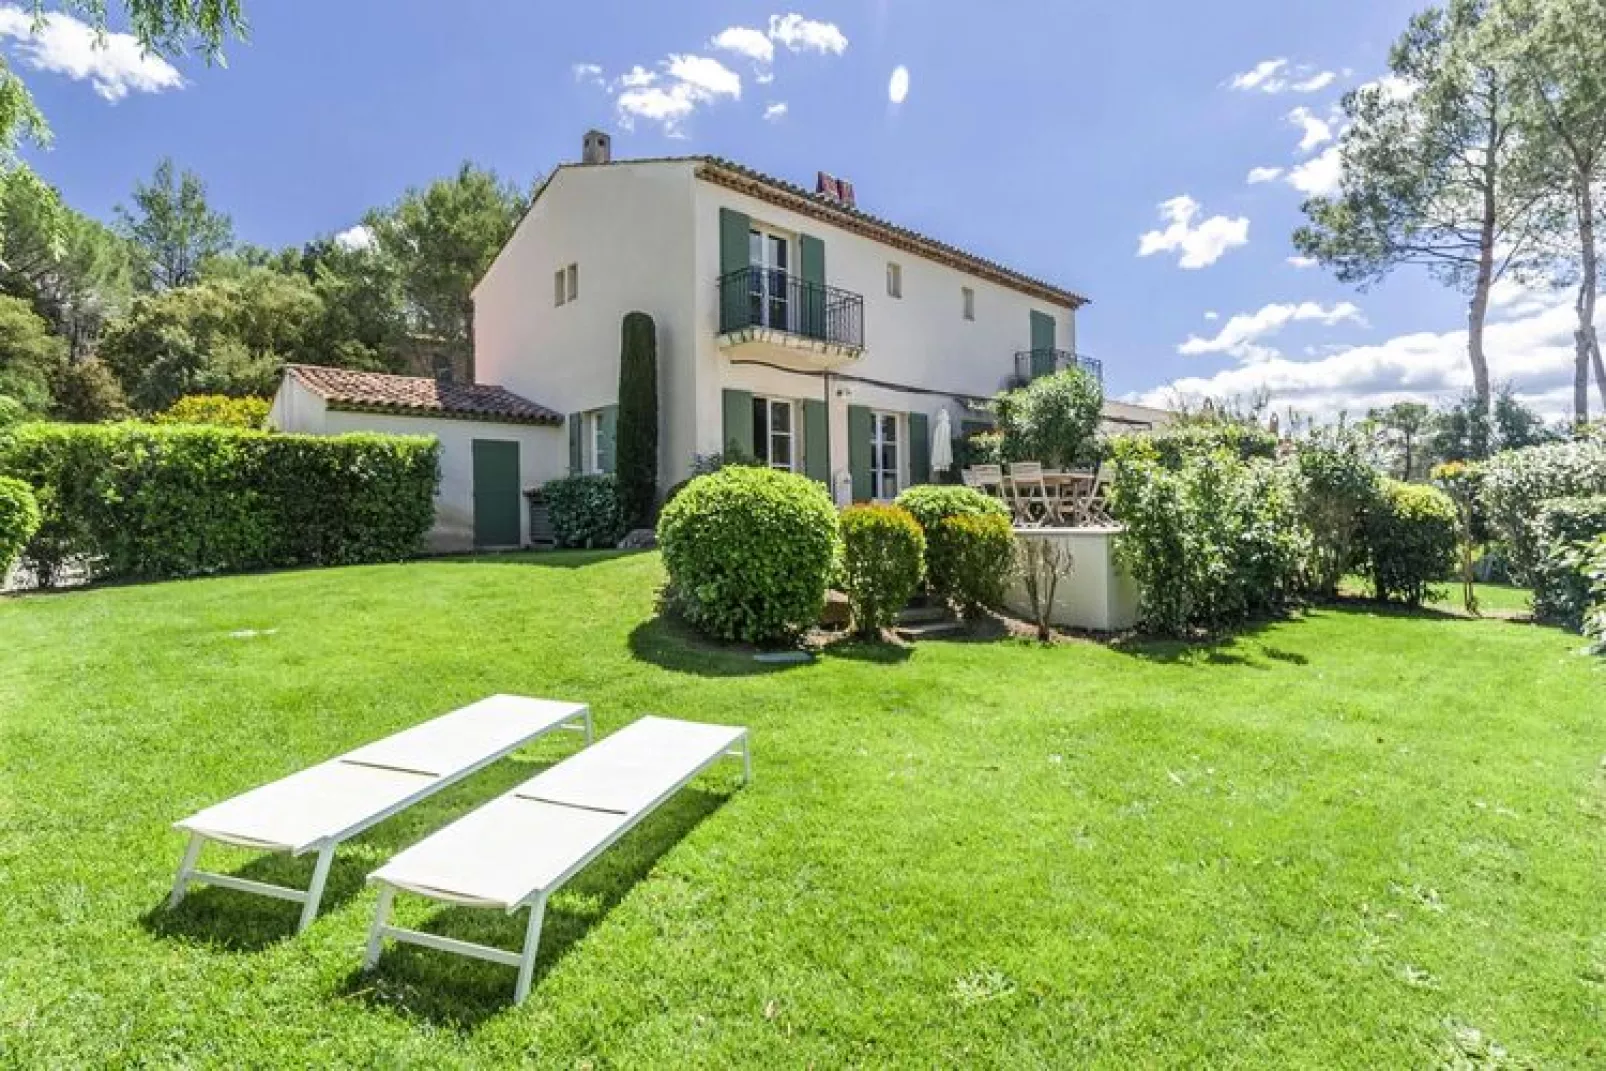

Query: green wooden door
left=1030, top=310, right=1057, bottom=379
left=472, top=439, right=521, bottom=547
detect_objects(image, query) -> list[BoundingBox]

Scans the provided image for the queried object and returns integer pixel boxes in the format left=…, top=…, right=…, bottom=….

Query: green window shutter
left=848, top=404, right=872, bottom=502
left=719, top=208, right=750, bottom=276
left=1029, top=311, right=1057, bottom=379
left=802, top=398, right=829, bottom=483
left=722, top=389, right=754, bottom=458
left=568, top=412, right=582, bottom=475
left=908, top=411, right=930, bottom=486
left=799, top=233, right=826, bottom=340
left=598, top=405, right=618, bottom=474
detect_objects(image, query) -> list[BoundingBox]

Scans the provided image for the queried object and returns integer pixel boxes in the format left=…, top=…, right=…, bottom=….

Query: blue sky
left=8, top=0, right=1590, bottom=419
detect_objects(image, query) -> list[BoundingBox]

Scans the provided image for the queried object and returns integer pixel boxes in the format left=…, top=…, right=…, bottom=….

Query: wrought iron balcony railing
left=717, top=267, right=865, bottom=351
left=1014, top=349, right=1103, bottom=386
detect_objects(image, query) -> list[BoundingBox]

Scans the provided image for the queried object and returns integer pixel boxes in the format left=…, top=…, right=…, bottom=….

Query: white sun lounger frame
left=362, top=716, right=750, bottom=1004
left=168, top=696, right=593, bottom=932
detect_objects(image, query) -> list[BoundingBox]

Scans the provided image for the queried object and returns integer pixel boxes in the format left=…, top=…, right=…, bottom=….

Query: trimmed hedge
left=1576, top=535, right=1606, bottom=654
left=1480, top=438, right=1606, bottom=586
left=657, top=466, right=840, bottom=643
left=1531, top=496, right=1606, bottom=628
left=839, top=503, right=925, bottom=636
left=0, top=474, right=40, bottom=578
left=892, top=484, right=1011, bottom=606
left=929, top=511, right=1016, bottom=617
left=543, top=474, right=626, bottom=548
left=1359, top=480, right=1457, bottom=606
left=0, top=422, right=438, bottom=584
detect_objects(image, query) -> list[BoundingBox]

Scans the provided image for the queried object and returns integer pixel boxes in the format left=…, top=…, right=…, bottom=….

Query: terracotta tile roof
left=500, top=155, right=1088, bottom=309
left=284, top=365, right=562, bottom=426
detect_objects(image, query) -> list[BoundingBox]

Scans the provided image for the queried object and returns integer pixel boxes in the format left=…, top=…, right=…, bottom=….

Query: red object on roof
left=283, top=364, right=563, bottom=426
left=815, top=171, right=841, bottom=201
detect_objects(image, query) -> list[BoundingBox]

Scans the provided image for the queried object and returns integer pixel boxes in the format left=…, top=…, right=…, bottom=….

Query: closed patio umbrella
left=931, top=408, right=954, bottom=476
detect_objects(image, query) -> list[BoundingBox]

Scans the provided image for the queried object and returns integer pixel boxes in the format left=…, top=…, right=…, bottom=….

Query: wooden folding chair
left=1006, top=462, right=1055, bottom=527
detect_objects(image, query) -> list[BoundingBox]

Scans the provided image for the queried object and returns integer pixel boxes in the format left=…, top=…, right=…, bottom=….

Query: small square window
left=886, top=262, right=902, bottom=299
left=554, top=269, right=566, bottom=307
left=566, top=263, right=579, bottom=302
left=962, top=287, right=975, bottom=321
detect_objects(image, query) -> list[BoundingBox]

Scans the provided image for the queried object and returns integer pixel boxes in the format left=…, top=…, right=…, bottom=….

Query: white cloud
left=1179, top=300, right=1364, bottom=363
left=1292, top=71, right=1336, bottom=93
left=768, top=13, right=848, bottom=55
left=1228, top=57, right=1337, bottom=95
left=665, top=53, right=741, bottom=99
left=710, top=26, right=774, bottom=65
left=1288, top=106, right=1334, bottom=152
left=1205, top=310, right=1220, bottom=321
left=1229, top=58, right=1288, bottom=92
left=613, top=54, right=742, bottom=133
left=1247, top=165, right=1284, bottom=184
left=0, top=5, right=183, bottom=102
left=572, top=62, right=604, bottom=85
left=333, top=225, right=374, bottom=252
left=1287, top=255, right=1318, bottom=268
left=763, top=101, right=788, bottom=122
left=888, top=65, right=909, bottom=105
left=1286, top=144, right=1342, bottom=196
left=1136, top=292, right=1588, bottom=422
left=1137, top=195, right=1250, bottom=270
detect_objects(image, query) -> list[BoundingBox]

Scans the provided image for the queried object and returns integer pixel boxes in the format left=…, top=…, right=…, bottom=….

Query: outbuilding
left=268, top=364, right=566, bottom=552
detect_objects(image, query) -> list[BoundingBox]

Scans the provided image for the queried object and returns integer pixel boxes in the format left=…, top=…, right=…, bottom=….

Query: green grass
left=2, top=552, right=1603, bottom=1067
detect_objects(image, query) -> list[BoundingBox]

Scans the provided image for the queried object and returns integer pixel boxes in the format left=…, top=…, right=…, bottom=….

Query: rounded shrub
left=1360, top=479, right=1458, bottom=606
left=893, top=484, right=1010, bottom=604
left=543, top=473, right=626, bottom=548
left=0, top=475, right=40, bottom=578
left=1530, top=496, right=1606, bottom=628
left=929, top=511, right=1017, bottom=617
left=656, top=466, right=840, bottom=643
left=838, top=503, right=925, bottom=636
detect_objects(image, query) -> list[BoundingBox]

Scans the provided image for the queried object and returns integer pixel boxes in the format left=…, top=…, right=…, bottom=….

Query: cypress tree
left=615, top=311, right=658, bottom=528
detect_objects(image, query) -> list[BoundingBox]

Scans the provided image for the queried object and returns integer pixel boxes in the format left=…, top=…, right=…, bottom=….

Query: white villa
left=272, top=131, right=1169, bottom=551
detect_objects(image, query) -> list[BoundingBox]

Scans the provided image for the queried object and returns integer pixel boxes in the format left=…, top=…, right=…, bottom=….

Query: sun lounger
left=363, top=715, right=751, bottom=1004
left=168, top=695, right=593, bottom=932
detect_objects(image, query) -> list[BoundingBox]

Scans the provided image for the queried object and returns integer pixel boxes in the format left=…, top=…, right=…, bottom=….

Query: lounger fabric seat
left=364, top=715, right=750, bottom=1003
left=169, top=695, right=592, bottom=931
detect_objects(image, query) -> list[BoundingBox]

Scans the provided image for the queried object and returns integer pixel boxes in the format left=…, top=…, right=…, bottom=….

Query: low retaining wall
left=1003, top=526, right=1139, bottom=633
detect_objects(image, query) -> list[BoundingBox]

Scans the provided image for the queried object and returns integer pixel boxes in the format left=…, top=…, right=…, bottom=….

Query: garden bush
left=1573, top=535, right=1606, bottom=654
left=1529, top=496, right=1606, bottom=628
left=893, top=485, right=1011, bottom=603
left=1480, top=437, right=1606, bottom=586
left=657, top=466, right=840, bottom=643
left=928, top=511, right=1017, bottom=617
left=993, top=367, right=1103, bottom=467
left=0, top=422, right=438, bottom=584
left=543, top=474, right=626, bottom=548
left=838, top=504, right=925, bottom=635
left=1358, top=480, right=1457, bottom=606
left=1115, top=421, right=1279, bottom=470
left=1297, top=430, right=1381, bottom=596
left=1108, top=445, right=1308, bottom=635
left=0, top=475, right=40, bottom=578
left=153, top=394, right=270, bottom=429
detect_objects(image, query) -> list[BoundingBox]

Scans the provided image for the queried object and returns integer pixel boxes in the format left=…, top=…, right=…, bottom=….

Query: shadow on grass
left=433, top=549, right=637, bottom=570
left=627, top=615, right=810, bottom=678
left=1109, top=615, right=1312, bottom=668
left=819, top=639, right=913, bottom=664
left=340, top=785, right=733, bottom=1030
left=140, top=755, right=562, bottom=951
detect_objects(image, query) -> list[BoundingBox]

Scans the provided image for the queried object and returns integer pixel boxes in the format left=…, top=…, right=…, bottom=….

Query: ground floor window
left=751, top=396, right=798, bottom=471
left=871, top=411, right=899, bottom=499
left=580, top=409, right=613, bottom=474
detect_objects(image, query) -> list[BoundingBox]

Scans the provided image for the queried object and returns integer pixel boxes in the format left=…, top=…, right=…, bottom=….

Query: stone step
left=896, top=604, right=952, bottom=625
left=894, top=620, right=967, bottom=641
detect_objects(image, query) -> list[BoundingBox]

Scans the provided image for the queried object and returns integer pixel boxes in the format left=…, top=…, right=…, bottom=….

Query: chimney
left=582, top=129, right=612, bottom=165
left=815, top=171, right=856, bottom=208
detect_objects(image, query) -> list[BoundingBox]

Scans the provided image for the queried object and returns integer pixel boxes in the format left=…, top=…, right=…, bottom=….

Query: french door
left=871, top=412, right=899, bottom=500
left=748, top=229, right=793, bottom=331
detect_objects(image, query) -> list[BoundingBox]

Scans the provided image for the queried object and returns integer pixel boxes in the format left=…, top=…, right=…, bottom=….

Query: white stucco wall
left=691, top=178, right=1079, bottom=500
left=1002, top=528, right=1139, bottom=632
left=267, top=375, right=328, bottom=434
left=474, top=161, right=701, bottom=491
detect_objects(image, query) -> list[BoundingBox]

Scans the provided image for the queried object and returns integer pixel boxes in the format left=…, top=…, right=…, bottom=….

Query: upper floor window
left=962, top=287, right=975, bottom=321
left=554, top=263, right=579, bottom=306
left=886, top=262, right=903, bottom=299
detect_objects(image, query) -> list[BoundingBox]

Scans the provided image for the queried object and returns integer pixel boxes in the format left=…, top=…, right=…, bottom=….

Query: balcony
left=1014, top=349, right=1103, bottom=387
left=717, top=267, right=865, bottom=370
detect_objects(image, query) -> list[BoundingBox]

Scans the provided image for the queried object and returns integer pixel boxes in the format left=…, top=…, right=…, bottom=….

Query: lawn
left=2, top=552, right=1603, bottom=1067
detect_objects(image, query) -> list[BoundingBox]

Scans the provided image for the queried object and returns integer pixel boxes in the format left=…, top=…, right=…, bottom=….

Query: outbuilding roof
left=283, top=364, right=563, bottom=426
